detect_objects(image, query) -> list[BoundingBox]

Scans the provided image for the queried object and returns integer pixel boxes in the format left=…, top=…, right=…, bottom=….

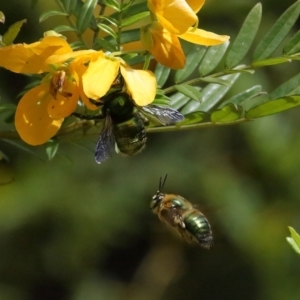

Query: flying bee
left=73, top=79, right=184, bottom=163
left=150, top=175, right=213, bottom=249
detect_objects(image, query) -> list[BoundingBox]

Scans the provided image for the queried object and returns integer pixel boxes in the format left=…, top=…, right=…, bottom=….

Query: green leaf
left=221, top=85, right=263, bottom=106
left=200, top=77, right=231, bottom=86
left=122, top=2, right=148, bottom=18
left=225, top=3, right=262, bottom=68
left=211, top=103, right=243, bottom=122
left=97, top=23, right=117, bottom=40
left=0, top=103, right=16, bottom=124
left=252, top=56, right=291, bottom=67
left=122, top=53, right=138, bottom=61
left=0, top=103, right=16, bottom=113
left=121, top=12, right=150, bottom=28
left=76, top=0, right=97, bottom=33
left=94, top=38, right=117, bottom=51
left=283, top=29, right=300, bottom=55
left=70, top=40, right=86, bottom=50
left=246, top=95, right=300, bottom=119
left=269, top=72, right=300, bottom=100
left=175, top=45, right=206, bottom=83
left=0, top=149, right=9, bottom=162
left=39, top=10, right=69, bottom=23
left=288, top=55, right=300, bottom=61
left=46, top=140, right=59, bottom=161
left=170, top=90, right=198, bottom=111
left=2, top=19, right=26, bottom=45
left=2, top=140, right=45, bottom=162
left=60, top=0, right=77, bottom=13
left=155, top=63, right=171, bottom=87
left=122, top=0, right=136, bottom=11
left=153, top=93, right=171, bottom=106
left=197, top=73, right=240, bottom=112
left=174, top=84, right=202, bottom=102
left=253, top=1, right=300, bottom=61
left=103, top=0, right=120, bottom=11
left=199, top=41, right=229, bottom=76
left=53, top=25, right=79, bottom=33
left=225, top=68, right=255, bottom=75
left=0, top=11, right=5, bottom=23
left=180, top=100, right=201, bottom=115
left=124, top=54, right=145, bottom=66
left=97, top=16, right=118, bottom=27
left=119, top=28, right=140, bottom=44
left=177, top=111, right=207, bottom=125
left=287, top=227, right=300, bottom=255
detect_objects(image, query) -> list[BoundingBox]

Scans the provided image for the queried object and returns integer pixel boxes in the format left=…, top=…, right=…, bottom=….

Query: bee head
left=150, top=174, right=168, bottom=211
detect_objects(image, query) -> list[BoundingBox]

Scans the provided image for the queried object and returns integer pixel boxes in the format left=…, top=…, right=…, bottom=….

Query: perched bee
left=151, top=175, right=213, bottom=249
left=73, top=86, right=184, bottom=163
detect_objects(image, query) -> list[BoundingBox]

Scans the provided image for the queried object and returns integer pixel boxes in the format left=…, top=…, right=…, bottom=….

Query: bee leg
left=138, top=112, right=149, bottom=126
left=173, top=215, right=185, bottom=229
left=172, top=214, right=186, bottom=239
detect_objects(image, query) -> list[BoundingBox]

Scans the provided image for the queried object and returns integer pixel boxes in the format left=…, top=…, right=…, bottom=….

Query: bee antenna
left=159, top=174, right=168, bottom=192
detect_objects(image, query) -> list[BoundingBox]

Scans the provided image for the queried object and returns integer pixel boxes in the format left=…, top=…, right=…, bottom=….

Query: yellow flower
left=141, top=0, right=230, bottom=69
left=82, top=52, right=157, bottom=106
left=147, top=0, right=197, bottom=35
left=0, top=36, right=96, bottom=145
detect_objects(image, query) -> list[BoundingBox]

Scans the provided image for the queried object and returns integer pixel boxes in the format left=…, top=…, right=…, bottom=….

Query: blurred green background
left=1, top=0, right=300, bottom=299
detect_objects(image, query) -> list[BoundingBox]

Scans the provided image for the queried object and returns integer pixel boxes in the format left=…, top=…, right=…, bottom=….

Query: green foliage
left=0, top=11, right=5, bottom=24
left=145, top=1, right=300, bottom=132
left=0, top=19, right=27, bottom=45
left=253, top=1, right=300, bottom=61
left=225, top=3, right=262, bottom=68
left=246, top=95, right=300, bottom=119
left=46, top=140, right=59, bottom=161
left=287, top=227, right=300, bottom=255
left=175, top=45, right=206, bottom=83
left=199, top=41, right=230, bottom=76
left=76, top=0, right=98, bottom=32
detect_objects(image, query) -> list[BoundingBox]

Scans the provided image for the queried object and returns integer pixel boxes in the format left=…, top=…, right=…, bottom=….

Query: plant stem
left=117, top=0, right=124, bottom=51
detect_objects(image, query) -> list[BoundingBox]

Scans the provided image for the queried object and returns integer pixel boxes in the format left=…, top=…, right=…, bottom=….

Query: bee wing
left=140, top=105, right=184, bottom=125
left=95, top=116, right=114, bottom=164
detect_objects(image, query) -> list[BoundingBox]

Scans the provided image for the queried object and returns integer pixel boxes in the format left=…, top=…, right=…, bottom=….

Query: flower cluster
left=141, top=0, right=230, bottom=69
left=0, top=36, right=157, bottom=145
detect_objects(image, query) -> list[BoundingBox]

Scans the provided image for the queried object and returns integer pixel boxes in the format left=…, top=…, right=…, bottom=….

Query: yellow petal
left=148, top=0, right=197, bottom=35
left=179, top=28, right=230, bottom=45
left=46, top=49, right=96, bottom=66
left=31, top=36, right=72, bottom=55
left=0, top=36, right=73, bottom=74
left=15, top=85, right=63, bottom=145
left=48, top=79, right=79, bottom=118
left=142, top=22, right=185, bottom=69
left=186, top=0, right=205, bottom=13
left=82, top=52, right=120, bottom=99
left=120, top=64, right=157, bottom=106
left=69, top=59, right=98, bottom=110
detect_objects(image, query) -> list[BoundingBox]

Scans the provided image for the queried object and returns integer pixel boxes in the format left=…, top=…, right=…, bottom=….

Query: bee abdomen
left=184, top=210, right=213, bottom=249
left=114, top=113, right=147, bottom=156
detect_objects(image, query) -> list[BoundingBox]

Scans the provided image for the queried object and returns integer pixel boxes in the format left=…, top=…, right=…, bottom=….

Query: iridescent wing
left=95, top=116, right=115, bottom=164
left=140, top=105, right=184, bottom=125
